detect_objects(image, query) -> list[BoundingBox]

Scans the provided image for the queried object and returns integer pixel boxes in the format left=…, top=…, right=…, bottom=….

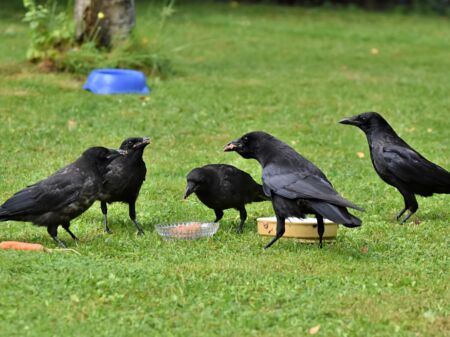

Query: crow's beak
left=133, top=137, right=151, bottom=149
left=339, top=116, right=358, bottom=126
left=224, top=140, right=240, bottom=152
left=183, top=182, right=197, bottom=199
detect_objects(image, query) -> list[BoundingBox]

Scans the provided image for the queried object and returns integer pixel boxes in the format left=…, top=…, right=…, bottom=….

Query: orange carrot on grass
left=0, top=241, right=47, bottom=252
left=0, top=241, right=81, bottom=255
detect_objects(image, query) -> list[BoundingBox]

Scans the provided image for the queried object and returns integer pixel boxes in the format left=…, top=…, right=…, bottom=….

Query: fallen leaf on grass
left=370, top=48, right=379, bottom=55
left=309, top=324, right=320, bottom=335
left=67, top=119, right=77, bottom=131
left=423, top=310, right=436, bottom=322
left=427, top=128, right=432, bottom=133
left=357, top=152, right=365, bottom=158
left=361, top=245, right=369, bottom=254
left=70, top=294, right=80, bottom=303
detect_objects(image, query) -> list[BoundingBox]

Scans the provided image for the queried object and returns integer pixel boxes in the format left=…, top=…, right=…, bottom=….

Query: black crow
left=340, top=112, right=450, bottom=223
left=224, top=131, right=363, bottom=248
left=0, top=147, right=124, bottom=247
left=184, top=164, right=268, bottom=233
left=98, top=137, right=150, bottom=235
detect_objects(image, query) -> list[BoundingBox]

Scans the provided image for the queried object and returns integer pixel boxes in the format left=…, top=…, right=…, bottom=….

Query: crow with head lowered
left=0, top=147, right=124, bottom=247
left=224, top=131, right=363, bottom=249
left=98, top=137, right=150, bottom=235
left=340, top=112, right=450, bottom=223
left=184, top=164, right=268, bottom=233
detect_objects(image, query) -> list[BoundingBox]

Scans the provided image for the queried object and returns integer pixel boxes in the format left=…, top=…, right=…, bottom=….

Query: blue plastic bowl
left=83, top=69, right=150, bottom=95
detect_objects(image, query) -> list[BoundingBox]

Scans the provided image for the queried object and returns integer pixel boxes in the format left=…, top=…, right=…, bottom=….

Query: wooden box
left=257, top=217, right=338, bottom=242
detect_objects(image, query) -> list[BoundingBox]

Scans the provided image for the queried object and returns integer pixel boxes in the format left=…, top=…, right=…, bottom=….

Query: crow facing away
left=0, top=147, right=124, bottom=247
left=98, top=137, right=150, bottom=235
left=184, top=164, right=268, bottom=233
left=340, top=111, right=450, bottom=223
left=224, top=131, right=363, bottom=248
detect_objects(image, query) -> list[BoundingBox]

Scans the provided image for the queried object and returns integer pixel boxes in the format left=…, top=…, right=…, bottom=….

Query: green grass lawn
left=0, top=2, right=449, bottom=336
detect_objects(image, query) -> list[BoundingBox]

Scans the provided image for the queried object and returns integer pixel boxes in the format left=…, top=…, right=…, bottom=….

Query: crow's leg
left=101, top=201, right=112, bottom=234
left=129, top=201, right=145, bottom=235
left=400, top=212, right=413, bottom=224
left=214, top=209, right=224, bottom=223
left=47, top=225, right=66, bottom=248
left=396, top=207, right=408, bottom=221
left=264, top=215, right=285, bottom=250
left=62, top=223, right=79, bottom=241
left=400, top=202, right=419, bottom=224
left=398, top=190, right=418, bottom=224
left=236, top=207, right=247, bottom=234
left=316, top=214, right=325, bottom=249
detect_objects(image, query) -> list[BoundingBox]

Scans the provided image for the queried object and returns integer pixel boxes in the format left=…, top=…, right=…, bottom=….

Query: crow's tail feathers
left=415, top=162, right=450, bottom=195
left=0, top=206, right=10, bottom=221
left=435, top=166, right=450, bottom=194
left=253, top=184, right=271, bottom=203
left=310, top=201, right=362, bottom=227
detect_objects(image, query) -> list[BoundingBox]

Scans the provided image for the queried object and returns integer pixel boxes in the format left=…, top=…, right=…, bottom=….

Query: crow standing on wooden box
left=340, top=112, right=450, bottom=223
left=0, top=147, right=124, bottom=247
left=184, top=164, right=268, bottom=233
left=224, top=131, right=363, bottom=249
left=98, top=137, right=150, bottom=235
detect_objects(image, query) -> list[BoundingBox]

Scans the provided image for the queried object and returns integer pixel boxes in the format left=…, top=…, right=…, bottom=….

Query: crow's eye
left=242, top=137, right=249, bottom=143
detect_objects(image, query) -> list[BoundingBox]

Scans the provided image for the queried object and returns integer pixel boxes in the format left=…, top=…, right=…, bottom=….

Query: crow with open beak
left=98, top=137, right=151, bottom=235
left=225, top=131, right=363, bottom=249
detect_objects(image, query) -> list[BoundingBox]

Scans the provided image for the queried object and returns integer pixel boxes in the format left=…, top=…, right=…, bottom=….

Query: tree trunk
left=74, top=0, right=135, bottom=48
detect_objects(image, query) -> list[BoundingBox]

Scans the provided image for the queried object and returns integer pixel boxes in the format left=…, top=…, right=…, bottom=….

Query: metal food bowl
left=155, top=222, right=219, bottom=240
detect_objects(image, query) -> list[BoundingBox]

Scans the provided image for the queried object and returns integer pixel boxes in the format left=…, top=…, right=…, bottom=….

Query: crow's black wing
left=214, top=164, right=267, bottom=203
left=262, top=165, right=363, bottom=211
left=103, top=159, right=131, bottom=194
left=218, top=165, right=243, bottom=196
left=383, top=145, right=450, bottom=190
left=1, top=174, right=81, bottom=217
